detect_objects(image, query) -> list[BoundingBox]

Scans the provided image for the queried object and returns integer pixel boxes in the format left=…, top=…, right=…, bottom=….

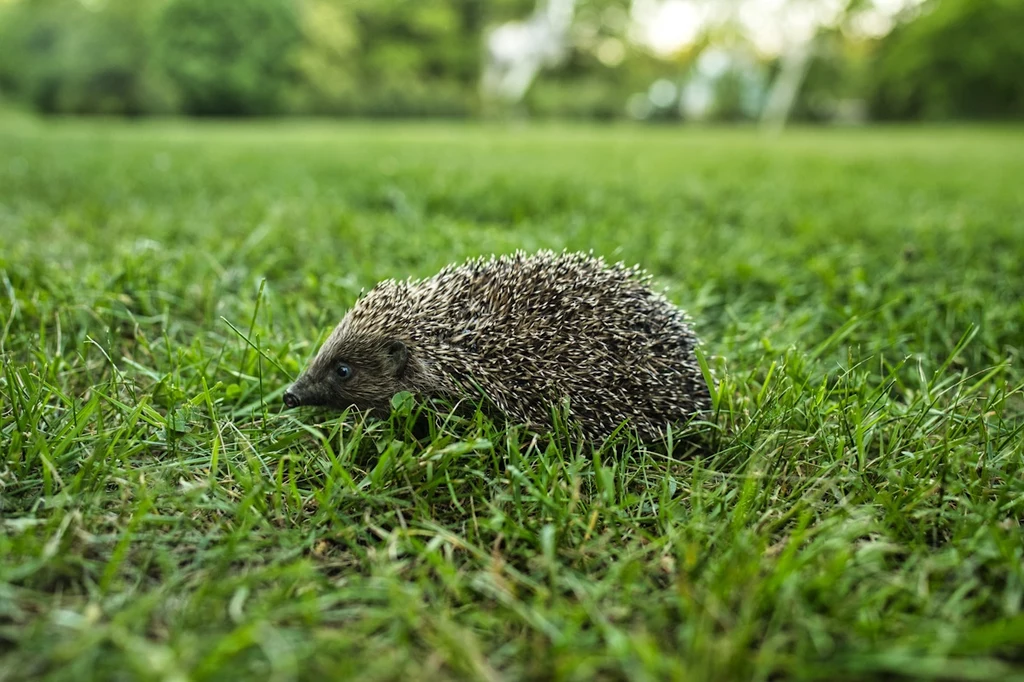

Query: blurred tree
left=5, top=0, right=1018, bottom=121
left=512, top=0, right=687, bottom=120
left=153, top=0, right=302, bottom=116
left=291, top=0, right=360, bottom=113
left=343, top=0, right=480, bottom=116
left=871, top=0, right=1024, bottom=119
left=790, top=27, right=871, bottom=123
left=0, top=0, right=173, bottom=115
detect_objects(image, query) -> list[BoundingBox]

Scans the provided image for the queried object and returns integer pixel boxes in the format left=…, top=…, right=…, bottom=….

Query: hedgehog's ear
left=386, top=339, right=408, bottom=378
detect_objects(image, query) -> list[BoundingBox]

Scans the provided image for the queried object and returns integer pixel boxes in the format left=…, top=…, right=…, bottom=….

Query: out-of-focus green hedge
left=153, top=0, right=302, bottom=116
left=0, top=0, right=174, bottom=116
left=870, top=0, right=1024, bottom=120
left=0, top=0, right=496, bottom=117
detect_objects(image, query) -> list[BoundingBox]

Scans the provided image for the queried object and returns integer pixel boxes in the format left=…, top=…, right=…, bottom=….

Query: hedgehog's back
left=398, top=251, right=709, bottom=442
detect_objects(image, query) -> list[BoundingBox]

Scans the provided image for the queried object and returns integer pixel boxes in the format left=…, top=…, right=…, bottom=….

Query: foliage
left=328, top=0, right=481, bottom=117
left=290, top=0, right=359, bottom=114
left=2, top=120, right=1024, bottom=679
left=791, top=29, right=872, bottom=122
left=1, top=0, right=1024, bottom=120
left=871, top=0, right=1024, bottom=120
left=154, top=0, right=302, bottom=116
left=525, top=77, right=625, bottom=119
left=0, top=0, right=173, bottom=115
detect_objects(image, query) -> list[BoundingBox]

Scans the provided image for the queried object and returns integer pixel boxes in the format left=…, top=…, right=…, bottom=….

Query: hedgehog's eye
left=336, top=363, right=353, bottom=381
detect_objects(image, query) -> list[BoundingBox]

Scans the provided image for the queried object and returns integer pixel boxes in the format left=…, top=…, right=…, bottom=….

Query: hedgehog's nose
left=283, top=389, right=300, bottom=409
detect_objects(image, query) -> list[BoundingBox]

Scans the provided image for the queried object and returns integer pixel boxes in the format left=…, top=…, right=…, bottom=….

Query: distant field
left=1, top=119, right=1023, bottom=681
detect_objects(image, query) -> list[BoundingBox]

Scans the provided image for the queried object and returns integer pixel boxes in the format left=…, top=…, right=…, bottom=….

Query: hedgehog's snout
left=283, top=376, right=309, bottom=409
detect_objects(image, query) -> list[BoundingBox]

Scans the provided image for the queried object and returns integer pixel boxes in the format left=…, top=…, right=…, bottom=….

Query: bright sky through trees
left=633, top=0, right=927, bottom=56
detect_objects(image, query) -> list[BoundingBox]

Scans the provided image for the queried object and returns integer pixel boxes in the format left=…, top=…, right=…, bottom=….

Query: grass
left=1, top=118, right=1023, bottom=681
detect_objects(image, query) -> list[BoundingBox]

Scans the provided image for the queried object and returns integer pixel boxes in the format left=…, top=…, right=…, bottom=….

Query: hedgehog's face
left=283, top=334, right=411, bottom=416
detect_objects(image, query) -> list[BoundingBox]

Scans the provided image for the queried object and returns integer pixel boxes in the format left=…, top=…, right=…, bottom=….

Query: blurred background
left=0, top=0, right=1021, bottom=125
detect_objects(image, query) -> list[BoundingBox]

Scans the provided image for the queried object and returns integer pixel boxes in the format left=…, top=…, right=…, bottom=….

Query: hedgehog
left=283, top=250, right=711, bottom=442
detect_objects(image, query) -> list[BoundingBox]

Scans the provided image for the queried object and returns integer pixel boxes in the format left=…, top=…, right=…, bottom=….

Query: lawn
left=1, top=118, right=1023, bottom=681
